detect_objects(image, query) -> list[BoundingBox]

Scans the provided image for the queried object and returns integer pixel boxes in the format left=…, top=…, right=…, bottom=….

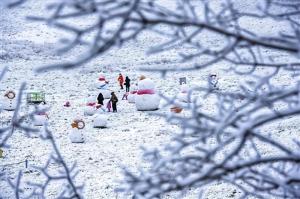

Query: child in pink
left=106, top=100, right=112, bottom=112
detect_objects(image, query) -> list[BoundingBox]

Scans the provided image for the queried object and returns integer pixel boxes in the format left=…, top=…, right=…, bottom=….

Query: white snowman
left=127, top=90, right=137, bottom=103
left=92, top=114, right=108, bottom=128
left=177, top=84, right=191, bottom=103
left=84, top=96, right=104, bottom=116
left=127, top=83, right=138, bottom=103
left=135, top=78, right=160, bottom=111
left=69, top=119, right=85, bottom=143
left=1, top=90, right=17, bottom=111
left=95, top=74, right=110, bottom=99
left=209, top=74, right=218, bottom=89
left=33, top=102, right=49, bottom=126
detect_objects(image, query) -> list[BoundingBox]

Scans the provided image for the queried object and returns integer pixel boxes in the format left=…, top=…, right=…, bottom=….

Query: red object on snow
left=98, top=75, right=106, bottom=81
left=87, top=102, right=96, bottom=106
left=130, top=91, right=137, bottom=94
left=95, top=104, right=102, bottom=109
left=118, top=75, right=124, bottom=84
left=137, top=89, right=155, bottom=95
left=64, top=101, right=71, bottom=107
left=170, top=107, right=183, bottom=113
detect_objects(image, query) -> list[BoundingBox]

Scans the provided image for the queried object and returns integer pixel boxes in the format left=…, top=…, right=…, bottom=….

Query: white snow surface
left=0, top=0, right=300, bottom=199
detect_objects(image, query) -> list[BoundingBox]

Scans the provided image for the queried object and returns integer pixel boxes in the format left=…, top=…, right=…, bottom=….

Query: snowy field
left=1, top=0, right=300, bottom=198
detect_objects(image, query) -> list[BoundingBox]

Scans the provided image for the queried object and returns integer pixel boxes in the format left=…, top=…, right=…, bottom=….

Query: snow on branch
left=121, top=69, right=300, bottom=198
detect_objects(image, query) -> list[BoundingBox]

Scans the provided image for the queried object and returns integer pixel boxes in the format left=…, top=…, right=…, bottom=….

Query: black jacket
left=125, top=77, right=130, bottom=86
left=97, top=93, right=104, bottom=105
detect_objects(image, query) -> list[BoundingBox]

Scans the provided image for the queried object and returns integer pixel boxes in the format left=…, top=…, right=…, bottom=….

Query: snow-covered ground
left=1, top=0, right=300, bottom=198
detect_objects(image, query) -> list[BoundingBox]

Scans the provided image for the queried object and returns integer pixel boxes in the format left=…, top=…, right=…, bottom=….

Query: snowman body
left=127, top=91, right=137, bottom=103
left=84, top=97, right=104, bottom=116
left=84, top=105, right=97, bottom=116
left=69, top=128, right=85, bottom=143
left=1, top=99, right=17, bottom=111
left=177, top=84, right=191, bottom=103
left=135, top=79, right=160, bottom=111
left=33, top=114, right=48, bottom=126
left=95, top=75, right=110, bottom=99
left=93, top=114, right=108, bottom=128
left=33, top=103, right=49, bottom=126
left=85, top=105, right=104, bottom=116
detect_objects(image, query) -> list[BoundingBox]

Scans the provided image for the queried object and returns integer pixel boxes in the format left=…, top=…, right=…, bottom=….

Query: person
left=117, top=73, right=124, bottom=89
left=97, top=92, right=104, bottom=105
left=124, top=76, right=131, bottom=92
left=110, top=92, right=118, bottom=112
left=106, top=100, right=112, bottom=112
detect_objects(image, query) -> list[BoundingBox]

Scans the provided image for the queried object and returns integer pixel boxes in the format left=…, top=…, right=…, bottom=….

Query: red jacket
left=117, top=75, right=124, bottom=84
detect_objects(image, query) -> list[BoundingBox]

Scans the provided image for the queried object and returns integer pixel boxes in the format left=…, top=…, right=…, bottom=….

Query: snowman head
left=86, top=96, right=95, bottom=104
left=72, top=119, right=85, bottom=129
left=139, top=75, right=146, bottom=80
left=138, top=78, right=155, bottom=90
left=210, top=74, right=217, bottom=79
left=4, top=90, right=16, bottom=99
left=98, top=73, right=106, bottom=81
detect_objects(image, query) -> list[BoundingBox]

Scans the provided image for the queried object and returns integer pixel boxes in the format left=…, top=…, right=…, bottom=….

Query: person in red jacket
left=117, top=73, right=124, bottom=89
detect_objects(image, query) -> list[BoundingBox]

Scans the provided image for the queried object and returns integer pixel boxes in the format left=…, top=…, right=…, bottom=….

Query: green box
left=27, top=92, right=45, bottom=104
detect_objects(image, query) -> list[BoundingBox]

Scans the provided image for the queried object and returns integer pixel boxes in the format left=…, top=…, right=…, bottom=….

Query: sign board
left=179, top=77, right=187, bottom=85
left=27, top=92, right=45, bottom=104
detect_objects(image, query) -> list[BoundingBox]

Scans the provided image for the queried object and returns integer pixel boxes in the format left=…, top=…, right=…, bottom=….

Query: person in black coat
left=97, top=93, right=104, bottom=105
left=124, top=76, right=131, bottom=92
left=110, top=92, right=118, bottom=112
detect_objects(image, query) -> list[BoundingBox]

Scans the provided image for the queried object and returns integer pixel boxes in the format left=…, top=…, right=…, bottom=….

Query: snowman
left=69, top=118, right=85, bottom=143
left=92, top=114, right=108, bottom=128
left=177, top=84, right=191, bottom=103
left=209, top=74, right=218, bottom=89
left=127, top=90, right=137, bottom=103
left=127, top=83, right=138, bottom=103
left=95, top=74, right=110, bottom=99
left=33, top=102, right=49, bottom=126
left=135, top=78, right=160, bottom=111
left=1, top=90, right=17, bottom=111
left=84, top=96, right=104, bottom=116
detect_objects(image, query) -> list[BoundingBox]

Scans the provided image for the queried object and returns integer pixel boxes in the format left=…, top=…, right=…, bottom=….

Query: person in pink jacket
left=106, top=100, right=112, bottom=112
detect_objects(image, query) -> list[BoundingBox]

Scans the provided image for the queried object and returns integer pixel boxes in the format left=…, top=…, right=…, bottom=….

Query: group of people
left=97, top=91, right=118, bottom=112
left=96, top=73, right=131, bottom=112
left=117, top=73, right=131, bottom=92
